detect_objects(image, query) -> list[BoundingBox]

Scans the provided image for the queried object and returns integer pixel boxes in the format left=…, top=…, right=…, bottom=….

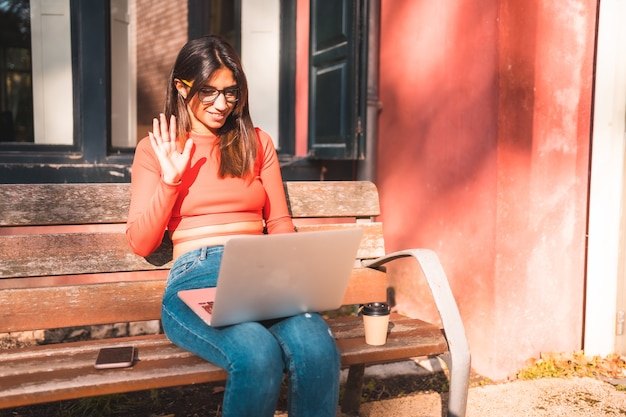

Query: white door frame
left=585, top=0, right=626, bottom=355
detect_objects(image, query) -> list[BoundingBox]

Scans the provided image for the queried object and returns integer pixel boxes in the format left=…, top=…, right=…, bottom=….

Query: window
left=0, top=0, right=73, bottom=145
left=110, top=0, right=188, bottom=149
left=110, top=0, right=238, bottom=150
left=0, top=1, right=113, bottom=183
left=0, top=1, right=193, bottom=182
left=0, top=0, right=32, bottom=143
left=0, top=0, right=367, bottom=183
left=308, top=0, right=367, bottom=159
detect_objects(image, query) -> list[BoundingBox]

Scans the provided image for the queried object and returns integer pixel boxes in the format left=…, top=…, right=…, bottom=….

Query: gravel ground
left=272, top=357, right=626, bottom=417
left=348, top=377, right=626, bottom=417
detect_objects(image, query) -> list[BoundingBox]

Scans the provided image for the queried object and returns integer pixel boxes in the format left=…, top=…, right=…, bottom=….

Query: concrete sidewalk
left=358, top=377, right=626, bottom=417
left=274, top=359, right=626, bottom=417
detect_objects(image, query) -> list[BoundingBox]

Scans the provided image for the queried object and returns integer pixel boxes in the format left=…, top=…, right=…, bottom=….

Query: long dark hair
left=164, top=35, right=257, bottom=178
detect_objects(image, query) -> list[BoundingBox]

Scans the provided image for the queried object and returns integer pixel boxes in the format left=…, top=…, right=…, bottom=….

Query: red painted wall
left=377, top=0, right=596, bottom=379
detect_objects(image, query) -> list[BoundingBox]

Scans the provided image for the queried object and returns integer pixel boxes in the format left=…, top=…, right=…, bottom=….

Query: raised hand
left=148, top=114, right=193, bottom=184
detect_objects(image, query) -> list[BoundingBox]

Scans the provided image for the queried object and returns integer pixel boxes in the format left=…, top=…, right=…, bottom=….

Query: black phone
left=94, top=346, right=135, bottom=369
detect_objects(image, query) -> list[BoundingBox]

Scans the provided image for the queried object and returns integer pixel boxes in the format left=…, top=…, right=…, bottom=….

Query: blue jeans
left=161, top=246, right=341, bottom=417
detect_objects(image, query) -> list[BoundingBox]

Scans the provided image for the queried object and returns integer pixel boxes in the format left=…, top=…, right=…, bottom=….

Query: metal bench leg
left=439, top=352, right=471, bottom=417
left=364, top=249, right=471, bottom=417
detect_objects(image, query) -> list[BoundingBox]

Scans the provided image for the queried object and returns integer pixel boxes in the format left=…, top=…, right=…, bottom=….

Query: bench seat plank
left=332, top=314, right=448, bottom=365
left=0, top=335, right=225, bottom=409
left=0, top=314, right=446, bottom=409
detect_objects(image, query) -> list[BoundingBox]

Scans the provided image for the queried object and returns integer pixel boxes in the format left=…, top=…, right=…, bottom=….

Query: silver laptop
left=178, top=228, right=364, bottom=327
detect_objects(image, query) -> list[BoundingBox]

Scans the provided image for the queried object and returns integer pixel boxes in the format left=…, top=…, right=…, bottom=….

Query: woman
left=126, top=35, right=340, bottom=417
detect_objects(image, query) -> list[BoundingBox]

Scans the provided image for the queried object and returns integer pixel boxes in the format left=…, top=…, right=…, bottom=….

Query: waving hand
left=149, top=114, right=193, bottom=184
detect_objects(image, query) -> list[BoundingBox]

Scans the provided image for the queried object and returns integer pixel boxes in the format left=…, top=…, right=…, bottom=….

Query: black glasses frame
left=180, top=79, right=239, bottom=104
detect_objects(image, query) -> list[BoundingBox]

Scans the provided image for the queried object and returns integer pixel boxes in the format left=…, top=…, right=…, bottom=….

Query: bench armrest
left=363, top=248, right=470, bottom=417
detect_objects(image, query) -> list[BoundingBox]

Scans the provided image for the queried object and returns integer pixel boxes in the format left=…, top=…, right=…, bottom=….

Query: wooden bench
left=0, top=181, right=470, bottom=417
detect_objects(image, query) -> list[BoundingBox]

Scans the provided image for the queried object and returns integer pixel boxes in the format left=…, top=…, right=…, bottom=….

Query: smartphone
left=94, top=346, right=135, bottom=369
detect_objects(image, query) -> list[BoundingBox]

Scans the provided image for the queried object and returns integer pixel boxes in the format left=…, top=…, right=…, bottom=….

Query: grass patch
left=517, top=351, right=626, bottom=381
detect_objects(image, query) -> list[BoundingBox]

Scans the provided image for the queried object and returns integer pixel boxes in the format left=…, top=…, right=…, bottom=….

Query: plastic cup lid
left=360, top=302, right=390, bottom=316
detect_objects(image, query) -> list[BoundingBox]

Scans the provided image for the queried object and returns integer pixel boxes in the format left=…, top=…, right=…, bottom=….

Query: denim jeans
left=161, top=246, right=341, bottom=417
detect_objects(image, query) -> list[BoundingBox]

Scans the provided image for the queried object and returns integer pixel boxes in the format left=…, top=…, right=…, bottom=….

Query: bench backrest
left=0, top=181, right=387, bottom=333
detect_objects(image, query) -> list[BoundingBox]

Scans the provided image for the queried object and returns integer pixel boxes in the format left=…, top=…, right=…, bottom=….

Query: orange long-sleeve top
left=126, top=128, right=294, bottom=257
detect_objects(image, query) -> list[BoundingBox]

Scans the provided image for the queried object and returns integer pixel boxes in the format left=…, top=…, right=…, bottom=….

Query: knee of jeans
left=278, top=322, right=340, bottom=373
left=301, top=335, right=340, bottom=370
left=229, top=335, right=284, bottom=376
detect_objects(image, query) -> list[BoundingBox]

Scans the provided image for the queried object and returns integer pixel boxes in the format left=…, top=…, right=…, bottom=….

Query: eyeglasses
left=180, top=79, right=239, bottom=104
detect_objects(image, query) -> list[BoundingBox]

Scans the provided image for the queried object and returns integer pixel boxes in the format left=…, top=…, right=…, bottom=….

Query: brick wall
left=135, top=0, right=188, bottom=140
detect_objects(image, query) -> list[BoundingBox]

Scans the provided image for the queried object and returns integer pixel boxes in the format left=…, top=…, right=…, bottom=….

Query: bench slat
left=0, top=314, right=447, bottom=409
left=0, top=223, right=383, bottom=279
left=0, top=181, right=380, bottom=227
left=332, top=314, right=448, bottom=365
left=0, top=281, right=165, bottom=333
left=0, top=336, right=226, bottom=409
left=0, top=232, right=172, bottom=278
left=284, top=181, right=380, bottom=218
left=0, top=184, right=131, bottom=226
left=296, top=222, right=385, bottom=258
left=0, top=268, right=387, bottom=333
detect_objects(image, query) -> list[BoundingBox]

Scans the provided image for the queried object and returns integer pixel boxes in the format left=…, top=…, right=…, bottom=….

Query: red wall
left=378, top=0, right=596, bottom=379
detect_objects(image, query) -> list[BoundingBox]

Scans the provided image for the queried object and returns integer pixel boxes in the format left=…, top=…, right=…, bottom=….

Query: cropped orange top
left=126, top=128, right=294, bottom=257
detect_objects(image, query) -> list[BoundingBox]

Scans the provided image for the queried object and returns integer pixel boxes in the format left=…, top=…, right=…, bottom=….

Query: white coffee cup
left=360, top=302, right=391, bottom=346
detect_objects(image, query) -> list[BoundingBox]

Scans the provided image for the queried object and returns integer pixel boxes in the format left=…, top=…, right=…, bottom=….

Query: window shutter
left=308, top=0, right=366, bottom=159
